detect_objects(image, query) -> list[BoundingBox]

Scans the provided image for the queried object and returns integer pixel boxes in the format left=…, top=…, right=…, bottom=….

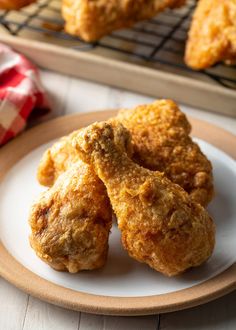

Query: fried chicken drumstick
left=117, top=100, right=214, bottom=207
left=185, top=0, right=236, bottom=69
left=62, top=0, right=186, bottom=42
left=29, top=160, right=112, bottom=272
left=73, top=122, right=215, bottom=276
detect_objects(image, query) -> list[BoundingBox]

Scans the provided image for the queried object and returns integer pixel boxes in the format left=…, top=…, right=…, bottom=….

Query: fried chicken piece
left=73, top=122, right=215, bottom=276
left=117, top=100, right=214, bottom=207
left=62, top=0, right=186, bottom=42
left=37, top=122, right=132, bottom=187
left=31, top=123, right=132, bottom=271
left=0, top=0, right=35, bottom=10
left=185, top=0, right=236, bottom=69
left=29, top=160, right=112, bottom=273
left=37, top=130, right=81, bottom=187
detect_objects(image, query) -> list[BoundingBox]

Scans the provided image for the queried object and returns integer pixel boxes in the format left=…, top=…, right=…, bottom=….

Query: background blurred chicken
left=185, top=0, right=236, bottom=69
left=0, top=0, right=35, bottom=10
left=62, top=0, right=186, bottom=41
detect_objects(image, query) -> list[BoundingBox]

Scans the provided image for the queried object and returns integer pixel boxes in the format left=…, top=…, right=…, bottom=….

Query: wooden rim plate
left=0, top=110, right=235, bottom=316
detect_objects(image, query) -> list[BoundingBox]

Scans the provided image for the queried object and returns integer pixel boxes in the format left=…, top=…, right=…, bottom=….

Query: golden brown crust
left=38, top=100, right=213, bottom=207
left=29, top=160, right=112, bottom=273
left=62, top=0, right=186, bottom=41
left=0, top=0, right=35, bottom=10
left=33, top=122, right=133, bottom=271
left=37, top=130, right=81, bottom=187
left=73, top=122, right=215, bottom=277
left=37, top=122, right=132, bottom=187
left=185, top=0, right=236, bottom=69
left=117, top=100, right=214, bottom=207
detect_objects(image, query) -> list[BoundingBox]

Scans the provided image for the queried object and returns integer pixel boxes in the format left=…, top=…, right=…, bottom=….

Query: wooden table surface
left=0, top=70, right=235, bottom=330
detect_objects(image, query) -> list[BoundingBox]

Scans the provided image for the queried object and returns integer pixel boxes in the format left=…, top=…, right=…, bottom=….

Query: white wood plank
left=0, top=278, right=28, bottom=330
left=40, top=70, right=71, bottom=117
left=117, top=90, right=154, bottom=109
left=160, top=291, right=236, bottom=330
left=63, top=78, right=111, bottom=114
left=105, top=88, right=123, bottom=109
left=79, top=313, right=104, bottom=330
left=79, top=313, right=159, bottom=330
left=104, top=315, right=159, bottom=330
left=23, top=296, right=80, bottom=330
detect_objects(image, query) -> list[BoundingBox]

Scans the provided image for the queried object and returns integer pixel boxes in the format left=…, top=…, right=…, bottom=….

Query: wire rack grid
left=0, top=0, right=236, bottom=89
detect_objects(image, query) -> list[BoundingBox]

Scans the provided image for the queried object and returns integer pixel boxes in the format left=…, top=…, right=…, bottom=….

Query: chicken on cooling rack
left=62, top=0, right=186, bottom=42
left=37, top=100, right=213, bottom=207
left=185, top=0, right=236, bottom=69
left=117, top=100, right=214, bottom=207
left=73, top=122, right=215, bottom=276
left=0, top=0, right=35, bottom=10
left=29, top=160, right=112, bottom=273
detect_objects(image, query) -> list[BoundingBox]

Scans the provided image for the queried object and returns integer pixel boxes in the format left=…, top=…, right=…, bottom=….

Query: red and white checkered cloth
left=0, top=43, right=49, bottom=146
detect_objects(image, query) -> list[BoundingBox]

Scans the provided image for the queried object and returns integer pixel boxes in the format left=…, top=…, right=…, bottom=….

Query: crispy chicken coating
left=37, top=130, right=81, bottom=187
left=0, top=0, right=35, bottom=10
left=62, top=0, right=186, bottom=42
left=29, top=160, right=112, bottom=273
left=185, top=0, right=236, bottom=69
left=117, top=100, right=214, bottom=207
left=38, top=100, right=213, bottom=207
left=31, top=123, right=132, bottom=271
left=73, top=122, right=215, bottom=276
left=37, top=122, right=132, bottom=187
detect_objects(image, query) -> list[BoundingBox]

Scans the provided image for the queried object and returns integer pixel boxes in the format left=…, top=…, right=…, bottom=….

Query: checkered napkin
left=0, top=43, right=49, bottom=146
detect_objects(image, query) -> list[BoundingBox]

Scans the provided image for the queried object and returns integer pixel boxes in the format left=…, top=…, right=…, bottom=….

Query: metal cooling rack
left=0, top=0, right=236, bottom=89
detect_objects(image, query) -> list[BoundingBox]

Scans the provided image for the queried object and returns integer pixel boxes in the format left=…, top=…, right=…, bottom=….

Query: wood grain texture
left=23, top=297, right=80, bottom=330
left=160, top=291, right=236, bottom=330
left=78, top=313, right=159, bottom=330
left=79, top=313, right=104, bottom=330
left=0, top=278, right=28, bottom=330
left=40, top=71, right=71, bottom=118
left=104, top=315, right=159, bottom=330
left=63, top=78, right=111, bottom=114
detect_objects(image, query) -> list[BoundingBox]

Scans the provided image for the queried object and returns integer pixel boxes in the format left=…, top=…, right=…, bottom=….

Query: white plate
left=0, top=138, right=236, bottom=298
